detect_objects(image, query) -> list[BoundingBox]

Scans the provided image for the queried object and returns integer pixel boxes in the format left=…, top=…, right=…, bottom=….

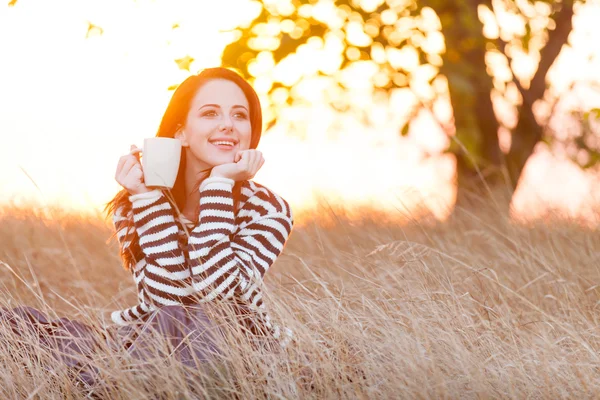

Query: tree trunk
left=505, top=0, right=574, bottom=187
left=435, top=0, right=503, bottom=209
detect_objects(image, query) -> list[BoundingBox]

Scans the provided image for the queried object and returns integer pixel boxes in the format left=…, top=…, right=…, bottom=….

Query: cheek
left=185, top=121, right=213, bottom=145
left=237, top=121, right=253, bottom=148
left=192, top=119, right=215, bottom=136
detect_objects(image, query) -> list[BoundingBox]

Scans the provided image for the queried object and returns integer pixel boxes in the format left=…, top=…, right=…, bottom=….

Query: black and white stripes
left=111, top=176, right=294, bottom=348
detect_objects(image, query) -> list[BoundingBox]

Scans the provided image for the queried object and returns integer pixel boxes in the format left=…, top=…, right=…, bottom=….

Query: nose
left=219, top=115, right=234, bottom=132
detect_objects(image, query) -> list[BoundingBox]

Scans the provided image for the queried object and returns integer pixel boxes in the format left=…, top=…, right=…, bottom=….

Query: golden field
left=0, top=190, right=599, bottom=399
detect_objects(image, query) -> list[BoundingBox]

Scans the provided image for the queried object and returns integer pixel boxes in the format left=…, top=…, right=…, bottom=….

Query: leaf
left=541, top=135, right=552, bottom=146
left=85, top=21, right=103, bottom=38
left=583, top=150, right=600, bottom=169
left=174, top=55, right=194, bottom=71
left=400, top=123, right=410, bottom=136
left=522, top=24, right=532, bottom=52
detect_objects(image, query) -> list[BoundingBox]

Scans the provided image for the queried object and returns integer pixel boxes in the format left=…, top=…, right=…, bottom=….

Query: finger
left=130, top=164, right=144, bottom=181
left=118, top=145, right=140, bottom=173
left=116, top=154, right=130, bottom=174
left=254, top=151, right=263, bottom=171
left=118, top=162, right=143, bottom=188
left=130, top=146, right=142, bottom=163
left=234, top=151, right=243, bottom=163
left=116, top=157, right=133, bottom=180
left=257, top=154, right=265, bottom=171
left=129, top=148, right=142, bottom=156
left=248, top=151, right=259, bottom=173
left=236, top=152, right=243, bottom=163
left=247, top=149, right=257, bottom=164
left=250, top=151, right=262, bottom=173
left=240, top=150, right=251, bottom=165
left=238, top=150, right=250, bottom=168
left=121, top=158, right=137, bottom=176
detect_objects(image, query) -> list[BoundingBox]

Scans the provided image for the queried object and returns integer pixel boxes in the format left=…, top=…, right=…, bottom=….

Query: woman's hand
left=210, top=149, right=264, bottom=181
left=115, top=145, right=152, bottom=196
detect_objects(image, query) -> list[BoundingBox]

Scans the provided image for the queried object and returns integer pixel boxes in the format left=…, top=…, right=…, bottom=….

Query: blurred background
left=1, top=0, right=599, bottom=226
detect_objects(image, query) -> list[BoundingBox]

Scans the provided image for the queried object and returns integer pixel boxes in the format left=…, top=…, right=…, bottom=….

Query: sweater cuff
left=128, top=189, right=162, bottom=203
left=200, top=176, right=235, bottom=192
left=111, top=310, right=128, bottom=326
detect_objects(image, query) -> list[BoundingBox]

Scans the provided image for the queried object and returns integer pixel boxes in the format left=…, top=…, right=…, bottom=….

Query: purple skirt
left=0, top=304, right=224, bottom=389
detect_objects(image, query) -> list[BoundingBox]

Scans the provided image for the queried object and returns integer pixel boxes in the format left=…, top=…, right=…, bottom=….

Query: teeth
left=211, top=141, right=235, bottom=146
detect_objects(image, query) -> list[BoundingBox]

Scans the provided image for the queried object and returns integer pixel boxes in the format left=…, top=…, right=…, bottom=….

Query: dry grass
left=0, top=191, right=599, bottom=399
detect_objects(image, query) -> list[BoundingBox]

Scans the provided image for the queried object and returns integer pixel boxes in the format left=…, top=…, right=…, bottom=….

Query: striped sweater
left=110, top=176, right=294, bottom=348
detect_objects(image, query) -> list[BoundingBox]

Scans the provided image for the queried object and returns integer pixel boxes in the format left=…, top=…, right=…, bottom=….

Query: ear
left=175, top=128, right=189, bottom=147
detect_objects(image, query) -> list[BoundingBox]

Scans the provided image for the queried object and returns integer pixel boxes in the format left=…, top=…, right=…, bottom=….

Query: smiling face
left=176, top=78, right=252, bottom=173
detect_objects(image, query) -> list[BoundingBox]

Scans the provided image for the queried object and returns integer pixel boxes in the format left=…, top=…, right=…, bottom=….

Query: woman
left=0, top=67, right=294, bottom=388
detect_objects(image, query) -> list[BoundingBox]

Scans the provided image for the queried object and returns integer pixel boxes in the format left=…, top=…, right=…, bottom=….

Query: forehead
left=191, top=79, right=249, bottom=108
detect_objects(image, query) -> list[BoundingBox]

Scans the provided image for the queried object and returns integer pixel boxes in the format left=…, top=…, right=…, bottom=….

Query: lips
left=209, top=136, right=238, bottom=151
left=212, top=143, right=235, bottom=150
left=210, top=140, right=237, bottom=151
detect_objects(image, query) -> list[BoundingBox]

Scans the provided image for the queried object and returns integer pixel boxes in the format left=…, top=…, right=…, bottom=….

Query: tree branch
left=496, top=37, right=534, bottom=108
left=528, top=0, right=574, bottom=101
left=495, top=0, right=574, bottom=110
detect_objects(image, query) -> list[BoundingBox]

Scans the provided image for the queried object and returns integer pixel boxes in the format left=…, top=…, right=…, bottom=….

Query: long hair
left=105, top=67, right=263, bottom=270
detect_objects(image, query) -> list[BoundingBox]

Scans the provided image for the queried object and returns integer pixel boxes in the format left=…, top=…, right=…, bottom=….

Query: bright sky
left=0, top=0, right=256, bottom=210
left=1, top=0, right=599, bottom=224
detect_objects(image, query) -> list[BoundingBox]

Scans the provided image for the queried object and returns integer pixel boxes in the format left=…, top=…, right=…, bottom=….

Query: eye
left=201, top=110, right=218, bottom=117
left=233, top=112, right=248, bottom=119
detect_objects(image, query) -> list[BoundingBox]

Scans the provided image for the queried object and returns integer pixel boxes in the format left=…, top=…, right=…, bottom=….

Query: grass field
left=0, top=192, right=599, bottom=399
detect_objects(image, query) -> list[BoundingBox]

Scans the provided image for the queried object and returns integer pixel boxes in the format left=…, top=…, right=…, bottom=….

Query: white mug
left=131, top=137, right=182, bottom=189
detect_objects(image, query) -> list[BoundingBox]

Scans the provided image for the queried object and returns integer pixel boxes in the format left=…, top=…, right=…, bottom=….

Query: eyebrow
left=199, top=104, right=249, bottom=112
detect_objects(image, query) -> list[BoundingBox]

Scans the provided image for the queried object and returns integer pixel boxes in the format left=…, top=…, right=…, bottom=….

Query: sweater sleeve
left=127, top=190, right=185, bottom=266
left=187, top=177, right=294, bottom=347
left=127, top=189, right=189, bottom=306
left=111, top=204, right=156, bottom=324
left=111, top=299, right=155, bottom=325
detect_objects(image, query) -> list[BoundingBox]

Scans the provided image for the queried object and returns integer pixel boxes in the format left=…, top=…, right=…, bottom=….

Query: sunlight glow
left=0, top=0, right=599, bottom=226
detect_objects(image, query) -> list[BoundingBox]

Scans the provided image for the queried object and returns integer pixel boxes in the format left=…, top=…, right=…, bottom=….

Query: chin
left=209, top=156, right=235, bottom=166
left=188, top=153, right=229, bottom=170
